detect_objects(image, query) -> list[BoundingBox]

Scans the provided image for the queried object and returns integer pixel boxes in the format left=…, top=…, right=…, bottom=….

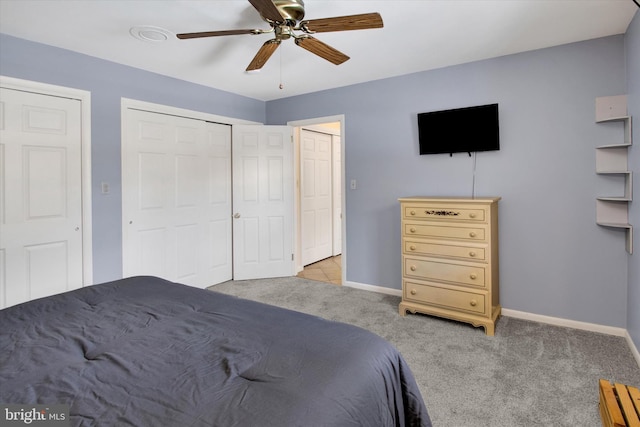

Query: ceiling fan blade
left=248, top=0, right=285, bottom=22
left=301, top=13, right=383, bottom=33
left=295, top=36, right=349, bottom=65
left=177, top=29, right=257, bottom=39
left=246, top=39, right=281, bottom=71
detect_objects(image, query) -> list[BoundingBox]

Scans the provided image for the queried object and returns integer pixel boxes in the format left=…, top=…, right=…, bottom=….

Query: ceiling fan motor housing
left=272, top=0, right=305, bottom=23
left=274, top=25, right=293, bottom=40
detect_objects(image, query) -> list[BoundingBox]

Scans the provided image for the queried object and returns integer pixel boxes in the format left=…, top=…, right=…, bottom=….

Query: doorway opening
left=297, top=255, right=342, bottom=284
left=290, top=117, right=344, bottom=286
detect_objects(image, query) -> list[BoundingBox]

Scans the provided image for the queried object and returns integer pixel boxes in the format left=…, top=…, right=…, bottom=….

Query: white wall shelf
left=595, top=95, right=633, bottom=254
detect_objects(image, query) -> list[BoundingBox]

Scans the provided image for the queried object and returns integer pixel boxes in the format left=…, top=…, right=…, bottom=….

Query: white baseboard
left=625, top=330, right=640, bottom=368
left=501, top=308, right=627, bottom=336
left=343, top=280, right=402, bottom=296
left=500, top=309, right=640, bottom=369
left=341, top=282, right=639, bottom=367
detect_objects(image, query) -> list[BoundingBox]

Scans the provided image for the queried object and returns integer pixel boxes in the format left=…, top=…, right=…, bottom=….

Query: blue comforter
left=1, top=276, right=431, bottom=426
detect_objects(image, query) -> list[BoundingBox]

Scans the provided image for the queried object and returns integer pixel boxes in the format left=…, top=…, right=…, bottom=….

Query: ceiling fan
left=176, top=0, right=383, bottom=71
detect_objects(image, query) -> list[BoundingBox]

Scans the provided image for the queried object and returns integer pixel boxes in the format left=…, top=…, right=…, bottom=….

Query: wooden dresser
left=398, top=197, right=501, bottom=335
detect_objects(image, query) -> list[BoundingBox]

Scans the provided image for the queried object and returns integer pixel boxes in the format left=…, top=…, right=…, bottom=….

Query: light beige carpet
left=210, top=276, right=640, bottom=427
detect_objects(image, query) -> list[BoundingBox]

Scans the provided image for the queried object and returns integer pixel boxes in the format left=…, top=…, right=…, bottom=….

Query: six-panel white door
left=300, top=129, right=333, bottom=266
left=122, top=109, right=232, bottom=287
left=232, top=125, right=294, bottom=280
left=0, top=88, right=84, bottom=308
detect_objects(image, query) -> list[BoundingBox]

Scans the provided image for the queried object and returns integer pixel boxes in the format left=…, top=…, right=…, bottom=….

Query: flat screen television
left=418, top=103, right=499, bottom=155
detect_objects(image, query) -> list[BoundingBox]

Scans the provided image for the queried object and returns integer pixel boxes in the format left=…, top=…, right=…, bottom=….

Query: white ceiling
left=0, top=1, right=637, bottom=101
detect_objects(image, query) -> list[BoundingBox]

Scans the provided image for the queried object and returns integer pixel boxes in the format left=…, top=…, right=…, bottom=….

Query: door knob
left=233, top=213, right=241, bottom=218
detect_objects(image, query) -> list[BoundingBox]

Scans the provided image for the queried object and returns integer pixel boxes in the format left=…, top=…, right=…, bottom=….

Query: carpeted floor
left=210, top=276, right=640, bottom=427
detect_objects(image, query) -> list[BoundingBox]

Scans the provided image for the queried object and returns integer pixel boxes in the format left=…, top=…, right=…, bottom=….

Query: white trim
left=121, top=98, right=261, bottom=125
left=288, top=115, right=345, bottom=128
left=342, top=281, right=630, bottom=338
left=300, top=123, right=341, bottom=136
left=287, top=115, right=346, bottom=286
left=342, top=280, right=639, bottom=367
left=344, top=280, right=402, bottom=297
left=0, top=75, right=93, bottom=285
left=501, top=308, right=628, bottom=337
left=625, top=330, right=640, bottom=368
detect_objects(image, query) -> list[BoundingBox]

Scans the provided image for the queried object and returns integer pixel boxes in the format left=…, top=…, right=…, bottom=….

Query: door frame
left=289, top=115, right=346, bottom=285
left=121, top=99, right=260, bottom=128
left=0, top=75, right=93, bottom=285
left=120, top=100, right=340, bottom=284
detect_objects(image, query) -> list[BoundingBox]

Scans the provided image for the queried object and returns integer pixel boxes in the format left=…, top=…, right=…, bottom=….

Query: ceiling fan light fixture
left=130, top=26, right=173, bottom=42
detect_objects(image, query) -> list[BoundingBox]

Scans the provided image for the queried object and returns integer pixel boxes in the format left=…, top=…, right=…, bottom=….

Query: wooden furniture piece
left=599, top=379, right=640, bottom=427
left=398, top=197, right=501, bottom=335
left=595, top=95, right=633, bottom=254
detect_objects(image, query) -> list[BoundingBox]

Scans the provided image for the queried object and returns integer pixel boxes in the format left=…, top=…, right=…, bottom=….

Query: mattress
left=0, top=276, right=431, bottom=426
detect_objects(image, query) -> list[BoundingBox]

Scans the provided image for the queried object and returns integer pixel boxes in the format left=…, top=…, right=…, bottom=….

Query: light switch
left=101, top=182, right=110, bottom=194
left=350, top=179, right=357, bottom=190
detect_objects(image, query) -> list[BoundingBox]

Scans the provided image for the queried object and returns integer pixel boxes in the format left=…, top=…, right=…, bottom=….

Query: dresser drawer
left=404, top=223, right=486, bottom=241
left=404, top=280, right=486, bottom=315
left=404, top=240, right=486, bottom=261
left=404, top=257, right=486, bottom=287
left=404, top=204, right=486, bottom=222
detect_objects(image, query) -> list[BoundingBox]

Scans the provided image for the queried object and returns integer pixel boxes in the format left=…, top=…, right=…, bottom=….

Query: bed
left=1, top=276, right=431, bottom=426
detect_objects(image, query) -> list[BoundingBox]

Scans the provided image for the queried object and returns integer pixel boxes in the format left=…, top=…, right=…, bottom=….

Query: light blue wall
left=0, top=30, right=635, bottom=329
left=267, top=36, right=630, bottom=327
left=0, top=34, right=266, bottom=284
left=626, top=11, right=640, bottom=353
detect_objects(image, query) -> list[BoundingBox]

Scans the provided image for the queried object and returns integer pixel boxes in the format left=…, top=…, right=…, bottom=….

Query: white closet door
left=0, top=88, right=83, bottom=308
left=300, top=129, right=333, bottom=266
left=203, top=122, right=233, bottom=285
left=232, top=125, right=294, bottom=280
left=122, top=109, right=232, bottom=287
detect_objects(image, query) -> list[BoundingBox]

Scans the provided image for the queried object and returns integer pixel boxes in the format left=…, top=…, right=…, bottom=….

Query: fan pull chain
left=279, top=45, right=284, bottom=90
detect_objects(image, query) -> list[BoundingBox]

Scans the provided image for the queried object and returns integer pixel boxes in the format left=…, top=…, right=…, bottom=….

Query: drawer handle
left=410, top=265, right=417, bottom=271
left=469, top=251, right=477, bottom=257
left=410, top=210, right=416, bottom=216
left=470, top=299, right=477, bottom=307
left=469, top=232, right=477, bottom=238
left=409, top=245, right=416, bottom=251
left=410, top=227, right=416, bottom=233
left=410, top=289, right=417, bottom=295
left=470, top=274, right=477, bottom=280
left=469, top=213, right=477, bottom=218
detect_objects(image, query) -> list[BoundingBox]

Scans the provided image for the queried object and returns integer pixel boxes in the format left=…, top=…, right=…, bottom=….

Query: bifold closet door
left=122, top=109, right=232, bottom=287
